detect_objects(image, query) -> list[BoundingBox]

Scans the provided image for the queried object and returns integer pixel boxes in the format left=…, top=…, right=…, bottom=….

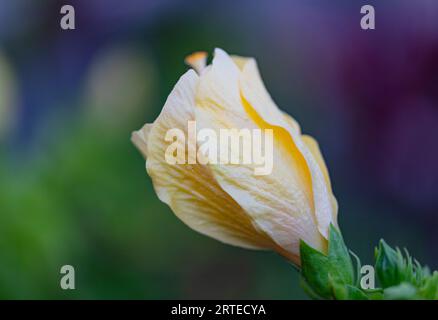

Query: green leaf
left=327, top=224, right=354, bottom=286
left=300, top=240, right=331, bottom=299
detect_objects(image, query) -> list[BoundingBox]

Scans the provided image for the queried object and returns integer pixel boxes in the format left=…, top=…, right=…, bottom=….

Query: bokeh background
left=0, top=0, right=437, bottom=299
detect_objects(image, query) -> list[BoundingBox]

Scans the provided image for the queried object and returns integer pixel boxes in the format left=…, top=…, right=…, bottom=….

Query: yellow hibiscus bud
left=132, top=48, right=338, bottom=266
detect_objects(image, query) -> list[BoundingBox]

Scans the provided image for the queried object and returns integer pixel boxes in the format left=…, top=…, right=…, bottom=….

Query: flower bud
left=132, top=48, right=338, bottom=265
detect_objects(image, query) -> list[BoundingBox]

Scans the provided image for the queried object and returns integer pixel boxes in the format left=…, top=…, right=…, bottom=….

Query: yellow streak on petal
left=240, top=94, right=314, bottom=213
left=237, top=55, right=335, bottom=240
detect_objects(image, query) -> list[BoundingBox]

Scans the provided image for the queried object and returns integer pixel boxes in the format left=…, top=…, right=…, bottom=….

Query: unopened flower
left=132, top=48, right=338, bottom=265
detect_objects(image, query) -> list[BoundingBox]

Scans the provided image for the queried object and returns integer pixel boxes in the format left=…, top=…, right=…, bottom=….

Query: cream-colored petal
left=134, top=69, right=274, bottom=250
left=231, top=57, right=299, bottom=131
left=232, top=56, right=301, bottom=134
left=282, top=112, right=301, bottom=135
left=195, top=48, right=326, bottom=263
left=131, top=123, right=152, bottom=158
left=302, top=135, right=338, bottom=226
left=230, top=55, right=248, bottom=70
left=237, top=54, right=336, bottom=240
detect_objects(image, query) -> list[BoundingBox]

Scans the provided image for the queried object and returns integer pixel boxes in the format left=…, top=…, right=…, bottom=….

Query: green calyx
left=299, top=226, right=438, bottom=300
left=375, top=240, right=438, bottom=299
left=300, top=224, right=368, bottom=300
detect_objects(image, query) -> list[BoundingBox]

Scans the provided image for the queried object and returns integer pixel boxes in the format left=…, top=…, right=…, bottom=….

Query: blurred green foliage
left=0, top=92, right=306, bottom=299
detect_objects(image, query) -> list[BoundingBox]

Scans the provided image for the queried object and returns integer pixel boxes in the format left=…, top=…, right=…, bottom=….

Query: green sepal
left=349, top=250, right=362, bottom=287
left=418, top=271, right=438, bottom=299
left=300, top=240, right=331, bottom=299
left=300, top=234, right=438, bottom=300
left=299, top=276, right=324, bottom=300
left=328, top=273, right=369, bottom=300
left=364, top=289, right=384, bottom=300
left=375, top=239, right=431, bottom=291
left=300, top=224, right=355, bottom=299
left=344, top=285, right=369, bottom=300
left=327, top=224, right=354, bottom=286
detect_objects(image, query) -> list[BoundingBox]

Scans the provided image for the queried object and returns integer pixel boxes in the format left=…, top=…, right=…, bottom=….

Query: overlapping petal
left=133, top=48, right=339, bottom=265
left=194, top=49, right=335, bottom=263
left=236, top=52, right=337, bottom=238
left=132, top=70, right=275, bottom=251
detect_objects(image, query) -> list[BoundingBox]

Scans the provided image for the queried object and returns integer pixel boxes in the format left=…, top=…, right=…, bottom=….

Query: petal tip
left=131, top=124, right=151, bottom=158
left=185, top=51, right=208, bottom=74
